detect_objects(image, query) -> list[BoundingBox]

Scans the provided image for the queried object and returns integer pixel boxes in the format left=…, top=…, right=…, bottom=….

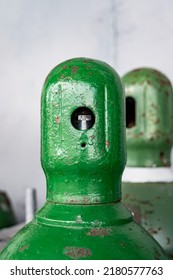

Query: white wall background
left=0, top=0, right=173, bottom=222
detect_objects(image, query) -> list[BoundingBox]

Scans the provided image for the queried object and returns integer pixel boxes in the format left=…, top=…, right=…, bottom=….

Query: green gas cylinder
left=122, top=68, right=173, bottom=259
left=0, top=59, right=167, bottom=260
left=0, top=192, right=15, bottom=229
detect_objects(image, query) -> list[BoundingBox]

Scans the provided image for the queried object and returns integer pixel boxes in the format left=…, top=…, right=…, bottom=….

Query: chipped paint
left=64, top=246, right=91, bottom=259
left=55, top=117, right=60, bottom=124
left=18, top=245, right=29, bottom=252
left=105, top=140, right=110, bottom=147
left=71, top=66, right=78, bottom=74
left=86, top=228, right=111, bottom=237
left=75, top=215, right=83, bottom=224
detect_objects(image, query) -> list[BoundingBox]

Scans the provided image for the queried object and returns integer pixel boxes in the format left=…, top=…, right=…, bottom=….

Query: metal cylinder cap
left=41, top=57, right=126, bottom=204
left=123, top=68, right=173, bottom=167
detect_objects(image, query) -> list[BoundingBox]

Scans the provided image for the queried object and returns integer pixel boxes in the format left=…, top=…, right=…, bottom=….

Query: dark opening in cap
left=71, top=107, right=95, bottom=130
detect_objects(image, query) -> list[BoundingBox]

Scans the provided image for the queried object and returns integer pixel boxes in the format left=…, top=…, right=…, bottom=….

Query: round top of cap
left=123, top=68, right=172, bottom=88
left=43, top=57, right=122, bottom=88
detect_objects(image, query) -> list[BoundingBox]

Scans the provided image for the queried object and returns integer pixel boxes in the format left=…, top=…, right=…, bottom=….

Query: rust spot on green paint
left=151, top=103, right=157, bottom=109
left=132, top=69, right=141, bottom=73
left=124, top=193, right=129, bottom=200
left=154, top=246, right=163, bottom=260
left=18, top=245, right=29, bottom=252
left=65, top=197, right=93, bottom=204
left=166, top=138, right=171, bottom=144
left=64, top=246, right=91, bottom=259
left=66, top=199, right=78, bottom=203
left=106, top=141, right=110, bottom=147
left=83, top=59, right=90, bottom=63
left=148, top=228, right=159, bottom=235
left=160, top=151, right=169, bottom=166
left=146, top=210, right=154, bottom=216
left=60, top=74, right=65, bottom=79
left=71, top=66, right=79, bottom=74
left=133, top=132, right=144, bottom=138
left=126, top=204, right=141, bottom=224
left=159, top=79, right=171, bottom=86
left=55, top=117, right=60, bottom=124
left=62, top=65, right=68, bottom=70
left=86, top=228, right=111, bottom=237
left=140, top=200, right=153, bottom=206
left=64, top=76, right=70, bottom=81
left=154, top=118, right=160, bottom=124
left=165, top=90, right=170, bottom=97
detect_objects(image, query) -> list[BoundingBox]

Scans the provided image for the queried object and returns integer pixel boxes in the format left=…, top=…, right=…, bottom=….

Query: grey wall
left=0, top=0, right=173, bottom=222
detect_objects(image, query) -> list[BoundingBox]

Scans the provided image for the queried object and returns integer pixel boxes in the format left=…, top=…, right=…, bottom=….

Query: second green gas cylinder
left=122, top=68, right=173, bottom=259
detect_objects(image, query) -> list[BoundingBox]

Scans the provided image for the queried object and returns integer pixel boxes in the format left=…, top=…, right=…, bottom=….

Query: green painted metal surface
left=41, top=58, right=125, bottom=205
left=124, top=68, right=173, bottom=167
left=0, top=59, right=167, bottom=259
left=0, top=192, right=15, bottom=229
left=122, top=67, right=173, bottom=259
left=123, top=182, right=173, bottom=259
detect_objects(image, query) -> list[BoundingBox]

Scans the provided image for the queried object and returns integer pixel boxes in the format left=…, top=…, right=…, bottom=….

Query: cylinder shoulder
left=0, top=203, right=167, bottom=260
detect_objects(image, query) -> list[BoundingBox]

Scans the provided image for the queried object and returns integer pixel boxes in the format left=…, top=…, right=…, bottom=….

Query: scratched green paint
left=0, top=59, right=167, bottom=259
